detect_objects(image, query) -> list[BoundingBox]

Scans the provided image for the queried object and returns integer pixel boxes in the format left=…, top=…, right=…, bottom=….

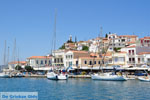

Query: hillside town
left=7, top=33, right=150, bottom=75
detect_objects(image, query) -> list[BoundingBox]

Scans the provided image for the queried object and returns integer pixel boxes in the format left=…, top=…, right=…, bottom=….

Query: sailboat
left=0, top=40, right=11, bottom=78
left=91, top=31, right=127, bottom=81
left=47, top=10, right=68, bottom=80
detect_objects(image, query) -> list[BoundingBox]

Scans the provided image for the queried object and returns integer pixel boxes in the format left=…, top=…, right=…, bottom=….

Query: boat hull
left=47, top=72, right=68, bottom=80
left=138, top=77, right=150, bottom=82
left=91, top=74, right=127, bottom=81
left=0, top=73, right=10, bottom=78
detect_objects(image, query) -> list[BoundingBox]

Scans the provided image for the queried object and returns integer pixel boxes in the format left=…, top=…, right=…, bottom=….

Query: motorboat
left=0, top=72, right=11, bottom=78
left=138, top=76, right=150, bottom=82
left=12, top=73, right=24, bottom=78
left=91, top=72, right=127, bottom=81
left=47, top=71, right=68, bottom=80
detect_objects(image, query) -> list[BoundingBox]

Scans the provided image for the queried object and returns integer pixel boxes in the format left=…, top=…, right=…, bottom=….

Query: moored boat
left=47, top=71, right=68, bottom=80
left=138, top=76, right=150, bottom=82
left=0, top=72, right=11, bottom=78
left=91, top=72, right=127, bottom=81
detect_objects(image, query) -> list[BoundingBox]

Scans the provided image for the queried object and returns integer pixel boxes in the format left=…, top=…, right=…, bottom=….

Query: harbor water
left=0, top=78, right=150, bottom=100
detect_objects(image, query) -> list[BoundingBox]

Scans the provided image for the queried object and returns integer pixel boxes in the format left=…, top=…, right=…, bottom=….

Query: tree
left=82, top=46, right=89, bottom=51
left=114, top=47, right=121, bottom=52
left=105, top=33, right=108, bottom=38
left=25, top=65, right=33, bottom=72
left=67, top=40, right=74, bottom=43
left=15, top=65, right=22, bottom=70
left=59, top=44, right=65, bottom=49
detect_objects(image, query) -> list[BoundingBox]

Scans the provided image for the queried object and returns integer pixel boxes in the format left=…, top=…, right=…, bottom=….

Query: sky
left=0, top=0, right=150, bottom=65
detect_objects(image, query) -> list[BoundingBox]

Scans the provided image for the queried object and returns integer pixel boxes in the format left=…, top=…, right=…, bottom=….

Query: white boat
left=0, top=72, right=11, bottom=78
left=138, top=76, right=150, bottom=82
left=13, top=73, right=24, bottom=77
left=91, top=72, right=127, bottom=81
left=47, top=71, right=68, bottom=80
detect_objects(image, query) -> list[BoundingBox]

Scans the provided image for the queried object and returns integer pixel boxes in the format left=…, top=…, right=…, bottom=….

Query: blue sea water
left=0, top=78, right=150, bottom=100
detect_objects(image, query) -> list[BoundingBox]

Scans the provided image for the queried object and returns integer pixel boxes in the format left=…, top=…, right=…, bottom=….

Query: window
left=98, top=61, right=101, bottom=64
left=36, top=60, right=38, bottom=64
left=71, top=55, right=73, bottom=59
left=41, top=60, right=43, bottom=64
left=84, top=61, right=87, bottom=64
left=61, top=58, right=63, bottom=63
left=132, top=50, right=134, bottom=55
left=69, top=62, right=72, bottom=66
left=147, top=58, right=150, bottom=63
left=89, top=61, right=92, bottom=65
left=115, top=57, right=118, bottom=62
left=94, top=61, right=96, bottom=64
left=132, top=58, right=135, bottom=63
left=129, top=58, right=131, bottom=63
left=76, top=61, right=78, bottom=66
left=45, top=60, right=47, bottom=64
left=54, top=59, right=56, bottom=63
left=49, top=60, right=51, bottom=65
left=58, top=58, right=59, bottom=63
left=129, top=50, right=131, bottom=55
left=138, top=58, right=140, bottom=63
left=118, top=57, right=124, bottom=62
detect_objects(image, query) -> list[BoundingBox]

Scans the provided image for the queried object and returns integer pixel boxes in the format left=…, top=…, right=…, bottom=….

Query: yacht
left=91, top=72, right=127, bottom=81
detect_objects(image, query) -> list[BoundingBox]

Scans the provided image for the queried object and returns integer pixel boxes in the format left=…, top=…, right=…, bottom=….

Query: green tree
left=114, top=47, right=121, bottom=52
left=105, top=33, right=108, bottom=38
left=15, top=65, right=22, bottom=70
left=82, top=46, right=89, bottom=51
left=59, top=44, right=65, bottom=49
left=25, top=66, right=33, bottom=72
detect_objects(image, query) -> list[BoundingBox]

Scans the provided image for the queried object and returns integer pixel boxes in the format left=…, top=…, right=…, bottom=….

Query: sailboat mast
left=52, top=9, right=57, bottom=68
left=3, top=40, right=7, bottom=65
left=7, top=46, right=10, bottom=65
left=98, top=27, right=104, bottom=72
left=12, top=38, right=16, bottom=62
left=54, top=9, right=57, bottom=57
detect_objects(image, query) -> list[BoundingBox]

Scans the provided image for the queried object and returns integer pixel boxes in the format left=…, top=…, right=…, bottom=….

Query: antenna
left=100, top=27, right=103, bottom=37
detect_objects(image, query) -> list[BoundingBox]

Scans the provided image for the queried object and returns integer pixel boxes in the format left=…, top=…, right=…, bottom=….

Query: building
left=140, top=37, right=150, bottom=47
left=52, top=50, right=67, bottom=67
left=26, top=56, right=52, bottom=68
left=64, top=50, right=91, bottom=69
left=8, top=61, right=26, bottom=69
left=121, top=45, right=150, bottom=67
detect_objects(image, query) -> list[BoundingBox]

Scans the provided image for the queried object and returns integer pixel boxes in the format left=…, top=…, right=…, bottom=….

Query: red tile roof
left=9, top=61, right=26, bottom=64
left=27, top=56, right=51, bottom=59
left=119, top=35, right=137, bottom=38
left=140, top=37, right=150, bottom=40
left=138, top=52, right=150, bottom=55
left=126, top=45, right=136, bottom=48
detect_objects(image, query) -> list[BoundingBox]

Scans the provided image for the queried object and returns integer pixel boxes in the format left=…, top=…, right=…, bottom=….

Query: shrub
left=25, top=66, right=33, bottom=72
